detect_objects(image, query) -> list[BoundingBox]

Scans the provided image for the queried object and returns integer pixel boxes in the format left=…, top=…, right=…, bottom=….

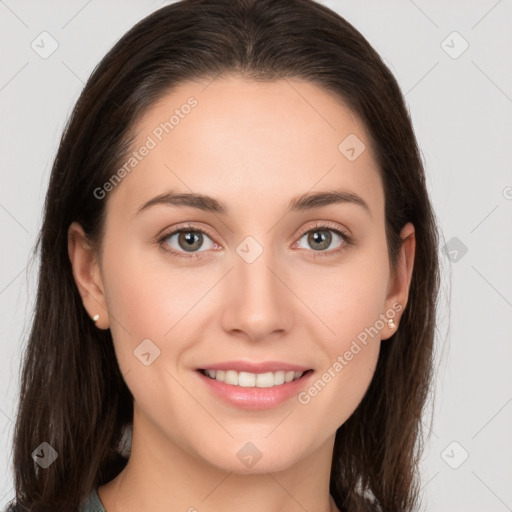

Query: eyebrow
left=136, top=189, right=371, bottom=217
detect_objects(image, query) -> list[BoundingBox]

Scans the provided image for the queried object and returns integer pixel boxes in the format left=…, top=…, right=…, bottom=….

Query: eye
left=157, top=221, right=352, bottom=260
left=158, top=224, right=218, bottom=259
left=294, top=222, right=352, bottom=257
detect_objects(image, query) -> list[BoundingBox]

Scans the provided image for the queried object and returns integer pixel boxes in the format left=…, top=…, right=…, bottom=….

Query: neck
left=98, top=410, right=340, bottom=512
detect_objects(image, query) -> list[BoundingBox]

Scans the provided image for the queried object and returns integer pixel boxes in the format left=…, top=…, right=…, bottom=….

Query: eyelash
left=157, top=221, right=352, bottom=260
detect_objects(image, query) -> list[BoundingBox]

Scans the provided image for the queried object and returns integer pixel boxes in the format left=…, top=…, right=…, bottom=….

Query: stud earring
left=92, top=314, right=100, bottom=323
left=387, top=318, right=396, bottom=329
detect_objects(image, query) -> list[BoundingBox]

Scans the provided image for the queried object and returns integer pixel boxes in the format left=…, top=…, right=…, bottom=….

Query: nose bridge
left=221, top=236, right=292, bottom=339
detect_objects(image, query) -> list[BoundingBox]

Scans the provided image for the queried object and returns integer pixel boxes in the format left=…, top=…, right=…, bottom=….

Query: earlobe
left=382, top=222, right=416, bottom=340
left=67, top=222, right=110, bottom=330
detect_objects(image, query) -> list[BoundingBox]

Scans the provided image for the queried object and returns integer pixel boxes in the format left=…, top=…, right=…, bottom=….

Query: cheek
left=100, top=240, right=220, bottom=380
left=102, top=238, right=208, bottom=335
left=299, top=249, right=389, bottom=346
left=298, top=264, right=385, bottom=428
left=296, top=245, right=388, bottom=404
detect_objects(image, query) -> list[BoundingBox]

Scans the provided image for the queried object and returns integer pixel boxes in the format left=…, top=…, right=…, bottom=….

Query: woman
left=5, top=0, right=440, bottom=510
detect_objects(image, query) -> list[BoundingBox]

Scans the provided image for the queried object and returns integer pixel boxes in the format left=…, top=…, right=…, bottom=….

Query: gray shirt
left=2, top=489, right=106, bottom=512
left=81, top=489, right=106, bottom=512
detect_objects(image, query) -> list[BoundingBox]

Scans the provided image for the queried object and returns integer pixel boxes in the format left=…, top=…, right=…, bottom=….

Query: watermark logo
left=32, top=442, right=59, bottom=468
left=338, top=134, right=366, bottom=161
left=444, top=236, right=468, bottom=263
left=31, top=31, right=59, bottom=59
left=237, top=441, right=262, bottom=468
left=441, top=31, right=469, bottom=60
left=133, top=338, right=161, bottom=366
left=441, top=441, right=469, bottom=469
left=236, top=236, right=264, bottom=264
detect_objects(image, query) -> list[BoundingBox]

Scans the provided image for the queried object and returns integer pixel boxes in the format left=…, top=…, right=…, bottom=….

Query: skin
left=68, top=74, right=415, bottom=512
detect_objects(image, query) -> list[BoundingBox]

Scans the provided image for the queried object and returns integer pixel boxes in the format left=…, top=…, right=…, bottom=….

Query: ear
left=67, top=221, right=110, bottom=330
left=381, top=222, right=415, bottom=340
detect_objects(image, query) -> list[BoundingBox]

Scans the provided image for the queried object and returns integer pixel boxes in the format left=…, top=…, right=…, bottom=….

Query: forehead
left=109, top=74, right=383, bottom=219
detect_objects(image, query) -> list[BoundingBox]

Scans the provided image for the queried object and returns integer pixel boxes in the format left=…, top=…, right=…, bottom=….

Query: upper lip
left=197, top=360, right=312, bottom=373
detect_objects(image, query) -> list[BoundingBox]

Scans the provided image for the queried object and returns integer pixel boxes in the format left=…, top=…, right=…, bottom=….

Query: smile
left=199, top=369, right=309, bottom=388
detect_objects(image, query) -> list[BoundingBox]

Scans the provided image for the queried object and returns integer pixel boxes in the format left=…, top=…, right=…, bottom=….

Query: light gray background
left=1, top=1, right=511, bottom=511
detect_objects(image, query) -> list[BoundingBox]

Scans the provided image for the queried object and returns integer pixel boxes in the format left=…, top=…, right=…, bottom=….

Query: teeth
left=203, top=369, right=305, bottom=387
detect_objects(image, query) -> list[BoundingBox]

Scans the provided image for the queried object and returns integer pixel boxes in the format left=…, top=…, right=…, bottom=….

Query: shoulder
left=1, top=489, right=105, bottom=512
left=81, top=488, right=106, bottom=512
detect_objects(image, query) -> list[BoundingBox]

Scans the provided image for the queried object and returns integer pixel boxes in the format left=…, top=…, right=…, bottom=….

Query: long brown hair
left=8, top=1, right=440, bottom=510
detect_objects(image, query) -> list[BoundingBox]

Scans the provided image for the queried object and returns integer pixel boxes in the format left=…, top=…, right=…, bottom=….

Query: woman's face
left=70, top=74, right=414, bottom=474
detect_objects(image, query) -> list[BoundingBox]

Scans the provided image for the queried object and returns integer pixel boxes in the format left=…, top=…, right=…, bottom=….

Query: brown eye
left=306, top=230, right=333, bottom=251
left=176, top=230, right=204, bottom=252
left=297, top=227, right=345, bottom=252
left=160, top=227, right=216, bottom=257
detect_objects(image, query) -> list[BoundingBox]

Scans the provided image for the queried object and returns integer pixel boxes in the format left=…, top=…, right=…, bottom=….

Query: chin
left=197, top=438, right=305, bottom=475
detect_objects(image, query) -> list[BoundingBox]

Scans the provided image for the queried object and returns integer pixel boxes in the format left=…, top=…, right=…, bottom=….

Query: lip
left=195, top=368, right=315, bottom=410
left=197, top=360, right=312, bottom=373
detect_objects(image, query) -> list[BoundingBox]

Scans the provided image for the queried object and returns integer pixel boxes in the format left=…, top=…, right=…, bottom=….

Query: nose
left=220, top=247, right=293, bottom=342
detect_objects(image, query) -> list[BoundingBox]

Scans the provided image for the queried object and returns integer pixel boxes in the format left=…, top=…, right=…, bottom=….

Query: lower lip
left=196, top=370, right=314, bottom=410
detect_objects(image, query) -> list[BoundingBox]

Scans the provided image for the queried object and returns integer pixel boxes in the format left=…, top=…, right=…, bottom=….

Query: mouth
left=197, top=368, right=314, bottom=388
left=195, top=366, right=316, bottom=410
